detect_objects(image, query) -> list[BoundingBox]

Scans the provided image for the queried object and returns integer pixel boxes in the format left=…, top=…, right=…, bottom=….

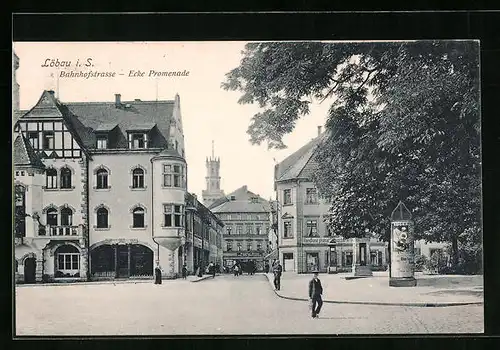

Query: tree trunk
left=451, top=236, right=459, bottom=267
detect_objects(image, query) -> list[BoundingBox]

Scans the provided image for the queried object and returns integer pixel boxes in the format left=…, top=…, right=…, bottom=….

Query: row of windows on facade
left=281, top=220, right=332, bottom=238
left=224, top=224, right=270, bottom=235
left=27, top=130, right=165, bottom=151
left=282, top=188, right=328, bottom=205
left=281, top=251, right=384, bottom=267
left=225, top=241, right=265, bottom=252
left=217, top=213, right=270, bottom=221
left=39, top=204, right=184, bottom=230
left=41, top=164, right=185, bottom=190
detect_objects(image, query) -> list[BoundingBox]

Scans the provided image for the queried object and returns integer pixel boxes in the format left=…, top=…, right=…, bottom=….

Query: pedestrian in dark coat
left=309, top=271, right=323, bottom=318
left=182, top=263, right=187, bottom=279
left=273, top=261, right=283, bottom=290
left=154, top=264, right=162, bottom=284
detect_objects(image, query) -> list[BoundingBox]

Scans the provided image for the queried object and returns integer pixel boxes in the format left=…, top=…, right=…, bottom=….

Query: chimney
left=317, top=125, right=322, bottom=137
left=47, top=90, right=55, bottom=96
left=115, top=94, right=121, bottom=108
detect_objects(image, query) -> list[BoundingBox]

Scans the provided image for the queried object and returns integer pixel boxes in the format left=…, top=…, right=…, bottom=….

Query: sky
left=13, top=42, right=332, bottom=201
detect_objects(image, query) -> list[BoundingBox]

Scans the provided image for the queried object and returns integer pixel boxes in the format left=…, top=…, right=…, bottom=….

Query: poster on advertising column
left=390, top=221, right=415, bottom=278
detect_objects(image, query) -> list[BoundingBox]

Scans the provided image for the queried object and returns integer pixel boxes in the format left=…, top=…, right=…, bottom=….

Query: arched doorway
left=24, top=257, right=36, bottom=283
left=91, top=244, right=153, bottom=279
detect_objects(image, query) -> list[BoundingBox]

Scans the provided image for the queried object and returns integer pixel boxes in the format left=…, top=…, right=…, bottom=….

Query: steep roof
left=64, top=99, right=174, bottom=149
left=15, top=90, right=175, bottom=151
left=275, top=132, right=328, bottom=182
left=210, top=185, right=270, bottom=213
left=13, top=134, right=45, bottom=168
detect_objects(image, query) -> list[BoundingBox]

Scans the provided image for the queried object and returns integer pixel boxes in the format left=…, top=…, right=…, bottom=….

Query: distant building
left=201, top=141, right=225, bottom=208
left=185, top=192, right=224, bottom=274
left=209, top=186, right=272, bottom=272
left=273, top=126, right=389, bottom=273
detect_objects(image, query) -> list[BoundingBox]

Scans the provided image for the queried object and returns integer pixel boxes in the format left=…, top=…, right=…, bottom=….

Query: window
left=305, top=188, right=318, bottom=204
left=283, top=221, right=293, bottom=238
left=97, top=136, right=108, bottom=149
left=175, top=140, right=178, bottom=150
left=60, top=167, right=72, bottom=189
left=257, top=243, right=262, bottom=251
left=226, top=241, right=232, bottom=251
left=247, top=242, right=252, bottom=251
left=237, top=242, right=242, bottom=251
left=255, top=226, right=262, bottom=235
left=133, top=207, right=145, bottom=228
left=60, top=208, right=73, bottom=226
left=236, top=225, right=242, bottom=235
left=96, top=169, right=109, bottom=189
left=226, top=226, right=232, bottom=235
left=28, top=131, right=39, bottom=149
left=162, top=164, right=185, bottom=188
left=56, top=245, right=80, bottom=276
left=306, top=220, right=318, bottom=237
left=46, top=168, right=57, bottom=188
left=283, top=189, right=292, bottom=205
left=130, top=133, right=146, bottom=149
left=163, top=204, right=184, bottom=227
left=132, top=168, right=145, bottom=188
left=246, top=225, right=253, bottom=235
left=96, top=207, right=109, bottom=228
left=42, top=131, right=54, bottom=150
left=46, top=208, right=58, bottom=226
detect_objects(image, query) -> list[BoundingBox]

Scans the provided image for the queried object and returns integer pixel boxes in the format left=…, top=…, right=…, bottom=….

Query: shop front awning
left=264, top=249, right=278, bottom=260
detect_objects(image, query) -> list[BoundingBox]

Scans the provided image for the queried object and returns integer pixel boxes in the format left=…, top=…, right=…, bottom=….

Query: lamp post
left=270, top=199, right=281, bottom=266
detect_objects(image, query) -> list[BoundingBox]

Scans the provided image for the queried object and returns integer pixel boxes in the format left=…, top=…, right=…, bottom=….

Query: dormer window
left=128, top=132, right=148, bottom=149
left=96, top=136, right=108, bottom=149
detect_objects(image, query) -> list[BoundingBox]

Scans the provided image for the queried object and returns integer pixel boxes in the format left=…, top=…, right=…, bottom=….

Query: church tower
left=202, top=141, right=225, bottom=207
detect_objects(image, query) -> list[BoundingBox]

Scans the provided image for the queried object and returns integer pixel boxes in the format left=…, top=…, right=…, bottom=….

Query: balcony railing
left=38, top=225, right=82, bottom=237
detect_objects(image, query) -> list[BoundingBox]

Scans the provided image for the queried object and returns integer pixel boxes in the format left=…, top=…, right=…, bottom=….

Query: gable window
left=96, top=169, right=109, bottom=189
left=283, top=189, right=292, bottom=205
left=96, top=207, right=109, bottom=228
left=46, top=168, right=57, bottom=189
left=129, top=133, right=146, bottom=149
left=46, top=208, right=58, bottom=226
left=60, top=167, right=72, bottom=189
left=162, top=164, right=185, bottom=188
left=96, top=136, right=108, bottom=149
left=132, top=168, right=145, bottom=188
left=28, top=131, right=39, bottom=149
left=163, top=204, right=184, bottom=227
left=305, top=188, right=318, bottom=204
left=283, top=221, right=293, bottom=238
left=60, top=208, right=73, bottom=226
left=306, top=220, right=318, bottom=237
left=42, top=131, right=55, bottom=150
left=132, top=207, right=145, bottom=228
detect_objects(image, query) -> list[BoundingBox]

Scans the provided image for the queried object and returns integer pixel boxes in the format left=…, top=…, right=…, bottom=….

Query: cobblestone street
left=15, top=275, right=483, bottom=336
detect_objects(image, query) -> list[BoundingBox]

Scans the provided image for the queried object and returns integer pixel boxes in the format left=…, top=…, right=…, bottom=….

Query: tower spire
left=212, top=140, right=214, bottom=159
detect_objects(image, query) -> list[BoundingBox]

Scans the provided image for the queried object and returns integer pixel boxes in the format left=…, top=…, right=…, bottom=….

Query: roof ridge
left=64, top=100, right=174, bottom=105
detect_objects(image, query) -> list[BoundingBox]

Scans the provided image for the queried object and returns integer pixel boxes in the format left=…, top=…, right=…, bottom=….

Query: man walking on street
left=273, top=260, right=282, bottom=290
left=309, top=271, right=323, bottom=318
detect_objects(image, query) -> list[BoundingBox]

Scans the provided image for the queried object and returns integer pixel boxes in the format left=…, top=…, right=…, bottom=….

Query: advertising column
left=389, top=201, right=417, bottom=287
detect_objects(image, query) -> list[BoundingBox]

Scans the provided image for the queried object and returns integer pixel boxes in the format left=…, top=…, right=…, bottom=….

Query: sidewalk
left=265, top=271, right=483, bottom=307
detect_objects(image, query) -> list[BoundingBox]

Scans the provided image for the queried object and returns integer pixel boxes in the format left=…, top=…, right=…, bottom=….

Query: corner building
left=14, top=90, right=189, bottom=282
left=274, top=128, right=388, bottom=273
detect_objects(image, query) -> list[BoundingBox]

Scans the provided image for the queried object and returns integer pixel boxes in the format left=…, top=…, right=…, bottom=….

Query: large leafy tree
left=222, top=41, right=481, bottom=266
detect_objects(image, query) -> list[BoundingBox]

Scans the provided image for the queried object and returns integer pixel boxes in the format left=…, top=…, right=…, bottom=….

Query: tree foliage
left=223, top=41, right=481, bottom=263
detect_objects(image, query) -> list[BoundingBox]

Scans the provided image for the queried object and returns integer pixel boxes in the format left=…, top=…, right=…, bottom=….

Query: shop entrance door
left=117, top=245, right=129, bottom=278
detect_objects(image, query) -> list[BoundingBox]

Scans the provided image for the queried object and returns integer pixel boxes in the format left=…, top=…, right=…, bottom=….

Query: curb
left=264, top=274, right=483, bottom=308
left=190, top=274, right=220, bottom=283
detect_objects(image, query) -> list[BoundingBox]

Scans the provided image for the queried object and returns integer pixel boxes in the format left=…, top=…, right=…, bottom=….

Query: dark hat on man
left=312, top=270, right=319, bottom=274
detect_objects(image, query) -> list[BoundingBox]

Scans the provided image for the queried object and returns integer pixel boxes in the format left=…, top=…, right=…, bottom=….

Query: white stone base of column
left=389, top=277, right=417, bottom=287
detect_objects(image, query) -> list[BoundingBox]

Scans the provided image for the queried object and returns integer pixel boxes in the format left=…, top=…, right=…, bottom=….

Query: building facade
left=14, top=87, right=194, bottom=282
left=209, top=186, right=272, bottom=272
left=273, top=127, right=389, bottom=274
left=185, top=192, right=224, bottom=274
